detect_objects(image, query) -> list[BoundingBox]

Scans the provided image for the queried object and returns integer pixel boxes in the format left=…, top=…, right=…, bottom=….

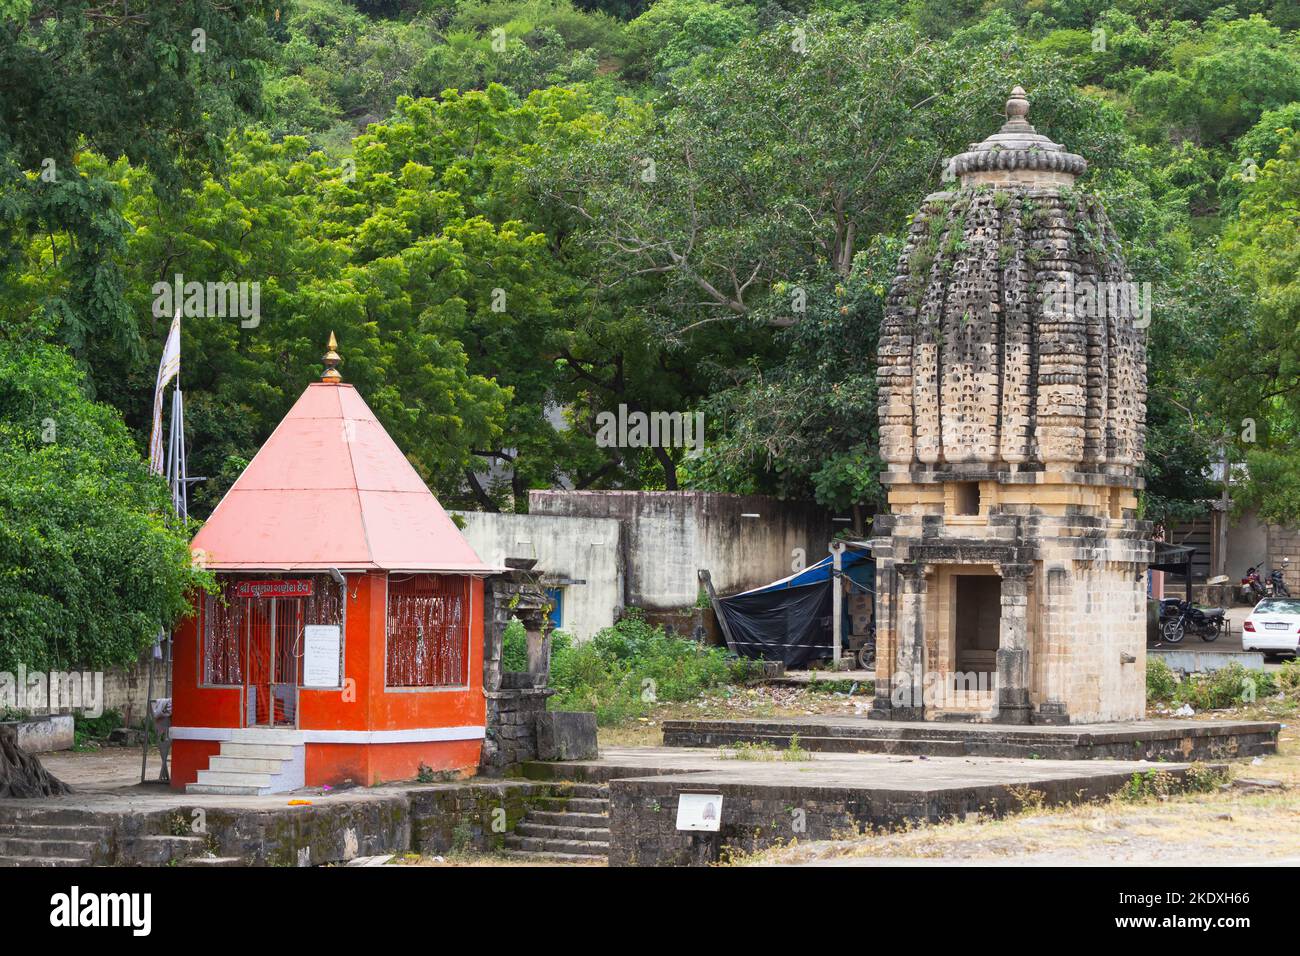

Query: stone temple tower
left=869, top=87, right=1151, bottom=725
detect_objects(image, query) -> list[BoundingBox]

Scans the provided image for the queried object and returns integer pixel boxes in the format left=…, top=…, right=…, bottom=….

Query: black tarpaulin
left=717, top=548, right=874, bottom=667
left=718, top=580, right=834, bottom=668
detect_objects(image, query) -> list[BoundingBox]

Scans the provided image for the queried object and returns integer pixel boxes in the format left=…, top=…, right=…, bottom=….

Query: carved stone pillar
left=996, top=563, right=1033, bottom=724
left=1035, top=565, right=1072, bottom=725
left=880, top=562, right=927, bottom=721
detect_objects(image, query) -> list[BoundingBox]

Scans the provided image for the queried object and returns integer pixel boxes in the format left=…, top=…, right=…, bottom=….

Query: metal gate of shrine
left=201, top=576, right=344, bottom=728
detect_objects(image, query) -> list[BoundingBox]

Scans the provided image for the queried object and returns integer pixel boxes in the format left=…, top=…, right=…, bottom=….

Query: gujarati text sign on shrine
left=234, top=579, right=314, bottom=600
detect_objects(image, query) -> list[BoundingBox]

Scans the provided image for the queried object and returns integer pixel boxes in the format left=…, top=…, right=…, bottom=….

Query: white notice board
left=675, top=793, right=723, bottom=832
left=303, top=625, right=342, bottom=688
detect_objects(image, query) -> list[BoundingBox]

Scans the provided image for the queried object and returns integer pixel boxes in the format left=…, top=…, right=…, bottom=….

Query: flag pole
left=143, top=311, right=184, bottom=784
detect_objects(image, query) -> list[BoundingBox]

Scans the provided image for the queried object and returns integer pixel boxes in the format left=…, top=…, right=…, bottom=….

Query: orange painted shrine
left=170, top=338, right=494, bottom=793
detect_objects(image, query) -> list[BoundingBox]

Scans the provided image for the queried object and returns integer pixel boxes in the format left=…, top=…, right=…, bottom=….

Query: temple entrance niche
left=200, top=575, right=344, bottom=729
left=953, top=574, right=1000, bottom=679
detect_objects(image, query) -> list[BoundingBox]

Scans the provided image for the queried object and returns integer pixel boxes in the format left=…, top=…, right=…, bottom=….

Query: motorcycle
left=1243, top=558, right=1292, bottom=603
left=1159, top=599, right=1225, bottom=643
left=1269, top=559, right=1291, bottom=598
left=1242, top=564, right=1267, bottom=604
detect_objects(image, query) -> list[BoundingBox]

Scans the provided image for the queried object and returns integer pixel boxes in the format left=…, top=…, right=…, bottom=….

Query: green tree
left=0, top=337, right=207, bottom=673
left=1220, top=130, right=1300, bottom=523
left=0, top=0, right=276, bottom=379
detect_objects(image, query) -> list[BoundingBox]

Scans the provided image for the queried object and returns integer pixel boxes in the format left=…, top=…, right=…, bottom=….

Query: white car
left=1242, top=598, right=1300, bottom=659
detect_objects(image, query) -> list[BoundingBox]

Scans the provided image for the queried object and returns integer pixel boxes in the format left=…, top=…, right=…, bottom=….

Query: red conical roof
left=191, top=382, right=491, bottom=573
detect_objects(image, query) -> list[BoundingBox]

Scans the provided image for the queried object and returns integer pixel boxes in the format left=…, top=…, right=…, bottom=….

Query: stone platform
left=522, top=747, right=1226, bottom=867
left=660, top=716, right=1279, bottom=762
left=0, top=774, right=559, bottom=866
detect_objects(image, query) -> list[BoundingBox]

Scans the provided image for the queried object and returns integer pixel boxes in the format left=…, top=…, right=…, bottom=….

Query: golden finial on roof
left=321, top=331, right=342, bottom=383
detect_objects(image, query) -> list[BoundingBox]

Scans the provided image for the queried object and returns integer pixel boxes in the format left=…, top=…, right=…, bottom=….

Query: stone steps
left=532, top=796, right=609, bottom=814
left=0, top=806, right=235, bottom=868
left=547, top=782, right=609, bottom=799
left=0, top=822, right=107, bottom=840
left=0, top=806, right=105, bottom=825
left=181, top=856, right=245, bottom=867
left=129, top=835, right=210, bottom=866
left=502, top=782, right=611, bottom=860
left=526, top=810, right=609, bottom=828
left=709, top=733, right=969, bottom=757
left=0, top=854, right=89, bottom=867
left=0, top=835, right=98, bottom=862
left=501, top=834, right=610, bottom=856
left=498, top=849, right=603, bottom=863
left=514, top=822, right=610, bottom=842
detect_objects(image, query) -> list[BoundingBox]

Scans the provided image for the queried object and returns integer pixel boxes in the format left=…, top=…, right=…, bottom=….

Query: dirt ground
left=740, top=730, right=1300, bottom=867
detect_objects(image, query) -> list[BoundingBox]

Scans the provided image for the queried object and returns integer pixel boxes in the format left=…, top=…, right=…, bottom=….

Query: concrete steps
left=186, top=730, right=304, bottom=795
left=209, top=756, right=289, bottom=774
left=502, top=784, right=610, bottom=861
left=230, top=728, right=304, bottom=744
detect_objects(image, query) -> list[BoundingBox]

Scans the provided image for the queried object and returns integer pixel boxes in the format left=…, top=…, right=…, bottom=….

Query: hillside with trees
left=2, top=0, right=1299, bottom=669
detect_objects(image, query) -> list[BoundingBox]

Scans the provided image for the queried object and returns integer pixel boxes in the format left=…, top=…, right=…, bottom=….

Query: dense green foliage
left=2, top=0, right=1299, bottom=666
left=0, top=339, right=209, bottom=670
left=548, top=610, right=746, bottom=724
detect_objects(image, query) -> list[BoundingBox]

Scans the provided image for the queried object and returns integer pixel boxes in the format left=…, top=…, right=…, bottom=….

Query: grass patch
left=1148, top=659, right=1288, bottom=711
left=73, top=708, right=124, bottom=750
left=548, top=609, right=754, bottom=726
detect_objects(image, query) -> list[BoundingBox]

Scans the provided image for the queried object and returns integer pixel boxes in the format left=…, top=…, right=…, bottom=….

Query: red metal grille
left=385, top=574, right=469, bottom=687
left=202, top=581, right=245, bottom=685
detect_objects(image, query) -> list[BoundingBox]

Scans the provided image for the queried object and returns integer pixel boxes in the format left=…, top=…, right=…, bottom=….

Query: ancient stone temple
left=870, top=87, right=1151, bottom=725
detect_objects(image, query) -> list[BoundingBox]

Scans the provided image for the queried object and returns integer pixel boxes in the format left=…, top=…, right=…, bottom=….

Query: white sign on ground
left=303, top=625, right=342, bottom=688
left=676, top=792, right=723, bottom=832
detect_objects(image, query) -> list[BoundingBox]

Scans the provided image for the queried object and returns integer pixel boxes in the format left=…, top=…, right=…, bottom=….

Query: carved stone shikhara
left=870, top=87, right=1152, bottom=725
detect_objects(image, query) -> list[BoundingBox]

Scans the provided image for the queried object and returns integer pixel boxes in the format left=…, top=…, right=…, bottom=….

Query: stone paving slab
left=659, top=715, right=1279, bottom=760
left=564, top=747, right=1228, bottom=866
left=530, top=746, right=1207, bottom=791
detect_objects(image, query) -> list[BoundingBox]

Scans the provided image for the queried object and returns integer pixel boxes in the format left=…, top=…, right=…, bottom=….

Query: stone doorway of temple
left=953, top=575, right=1001, bottom=682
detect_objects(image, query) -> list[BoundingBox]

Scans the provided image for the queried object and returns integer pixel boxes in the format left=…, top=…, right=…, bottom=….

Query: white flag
left=148, top=311, right=182, bottom=475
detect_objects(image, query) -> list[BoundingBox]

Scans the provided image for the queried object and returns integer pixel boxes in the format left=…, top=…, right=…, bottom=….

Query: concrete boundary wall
left=456, top=511, right=625, bottom=641
left=527, top=490, right=839, bottom=610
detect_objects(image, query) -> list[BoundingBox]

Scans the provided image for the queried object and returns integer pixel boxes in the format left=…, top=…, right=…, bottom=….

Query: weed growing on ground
left=782, top=734, right=811, bottom=761
left=718, top=741, right=778, bottom=761
left=549, top=609, right=751, bottom=725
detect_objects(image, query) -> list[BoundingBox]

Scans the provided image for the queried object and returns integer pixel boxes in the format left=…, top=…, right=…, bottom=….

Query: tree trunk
left=0, top=724, right=70, bottom=798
